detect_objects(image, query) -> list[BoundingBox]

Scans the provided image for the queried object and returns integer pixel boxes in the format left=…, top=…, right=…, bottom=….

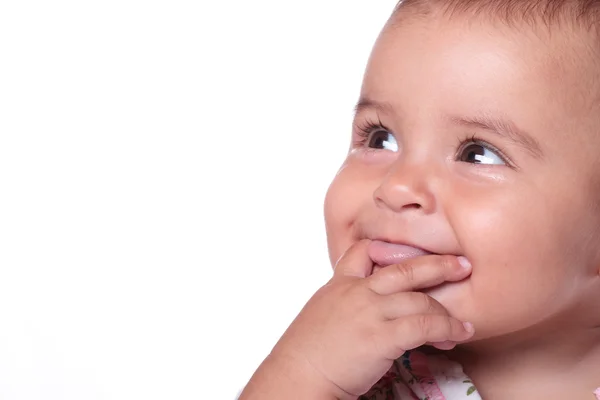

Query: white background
left=0, top=1, right=396, bottom=399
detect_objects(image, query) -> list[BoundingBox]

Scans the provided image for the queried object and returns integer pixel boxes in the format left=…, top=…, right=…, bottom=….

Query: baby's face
left=324, top=12, right=600, bottom=342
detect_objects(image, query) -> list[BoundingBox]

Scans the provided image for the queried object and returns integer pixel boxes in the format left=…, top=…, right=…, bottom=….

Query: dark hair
left=394, top=0, right=600, bottom=32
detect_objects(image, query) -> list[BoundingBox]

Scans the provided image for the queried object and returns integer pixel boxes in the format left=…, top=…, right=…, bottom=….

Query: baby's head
left=324, top=0, right=600, bottom=347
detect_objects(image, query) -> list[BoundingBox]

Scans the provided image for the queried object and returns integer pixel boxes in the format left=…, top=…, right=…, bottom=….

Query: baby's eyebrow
left=447, top=114, right=544, bottom=160
left=354, top=97, right=393, bottom=115
left=354, top=97, right=544, bottom=159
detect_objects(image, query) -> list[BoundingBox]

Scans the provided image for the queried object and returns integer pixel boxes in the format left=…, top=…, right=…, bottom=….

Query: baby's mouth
left=367, top=240, right=434, bottom=267
left=367, top=240, right=468, bottom=295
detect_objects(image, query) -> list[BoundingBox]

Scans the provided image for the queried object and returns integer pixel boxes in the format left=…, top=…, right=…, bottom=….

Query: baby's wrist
left=241, top=350, right=349, bottom=400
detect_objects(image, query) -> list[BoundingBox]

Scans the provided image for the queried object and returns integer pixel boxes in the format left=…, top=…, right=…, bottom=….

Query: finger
left=428, top=341, right=457, bottom=350
left=333, top=239, right=374, bottom=279
left=378, top=292, right=449, bottom=320
left=367, top=255, right=471, bottom=295
left=380, top=315, right=474, bottom=360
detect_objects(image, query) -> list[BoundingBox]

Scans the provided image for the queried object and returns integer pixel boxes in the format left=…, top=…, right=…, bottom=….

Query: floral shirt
left=360, top=349, right=600, bottom=400
left=360, top=350, right=480, bottom=400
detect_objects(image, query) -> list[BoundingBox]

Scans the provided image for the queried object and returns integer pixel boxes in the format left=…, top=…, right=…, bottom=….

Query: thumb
left=333, top=239, right=374, bottom=279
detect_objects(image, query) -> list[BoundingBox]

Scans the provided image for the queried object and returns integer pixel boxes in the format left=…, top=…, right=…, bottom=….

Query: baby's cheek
left=465, top=246, right=570, bottom=338
left=324, top=169, right=357, bottom=226
left=449, top=205, right=560, bottom=318
left=324, top=212, right=356, bottom=268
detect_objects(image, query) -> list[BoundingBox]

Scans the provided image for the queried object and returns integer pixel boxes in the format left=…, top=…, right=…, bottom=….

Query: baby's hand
left=263, top=240, right=473, bottom=399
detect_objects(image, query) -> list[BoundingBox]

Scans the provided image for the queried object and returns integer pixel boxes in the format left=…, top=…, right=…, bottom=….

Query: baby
left=239, top=0, right=600, bottom=399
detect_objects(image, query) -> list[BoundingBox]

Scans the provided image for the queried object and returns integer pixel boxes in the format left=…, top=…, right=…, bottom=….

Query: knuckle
left=406, top=292, right=433, bottom=313
left=419, top=293, right=437, bottom=314
left=416, top=314, right=432, bottom=337
left=394, top=261, right=415, bottom=283
left=444, top=317, right=454, bottom=336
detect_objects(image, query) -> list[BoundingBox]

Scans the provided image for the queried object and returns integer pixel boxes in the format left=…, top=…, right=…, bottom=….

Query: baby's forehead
left=377, top=5, right=600, bottom=120
left=391, top=0, right=600, bottom=68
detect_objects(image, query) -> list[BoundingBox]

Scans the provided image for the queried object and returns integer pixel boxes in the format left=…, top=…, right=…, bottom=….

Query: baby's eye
left=367, top=130, right=399, bottom=152
left=458, top=142, right=506, bottom=165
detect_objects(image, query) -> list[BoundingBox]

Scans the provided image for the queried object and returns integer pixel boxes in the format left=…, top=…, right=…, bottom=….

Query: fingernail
left=432, top=341, right=456, bottom=350
left=457, top=257, right=471, bottom=270
left=463, top=322, right=475, bottom=334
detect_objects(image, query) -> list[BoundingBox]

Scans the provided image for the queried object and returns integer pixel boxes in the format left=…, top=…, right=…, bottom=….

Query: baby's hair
left=394, top=0, right=600, bottom=33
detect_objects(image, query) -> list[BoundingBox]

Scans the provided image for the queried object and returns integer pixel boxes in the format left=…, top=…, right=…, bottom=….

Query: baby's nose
left=372, top=160, right=437, bottom=214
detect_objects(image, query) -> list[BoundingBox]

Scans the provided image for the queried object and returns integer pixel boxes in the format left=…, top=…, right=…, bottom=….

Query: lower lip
left=367, top=240, right=433, bottom=266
